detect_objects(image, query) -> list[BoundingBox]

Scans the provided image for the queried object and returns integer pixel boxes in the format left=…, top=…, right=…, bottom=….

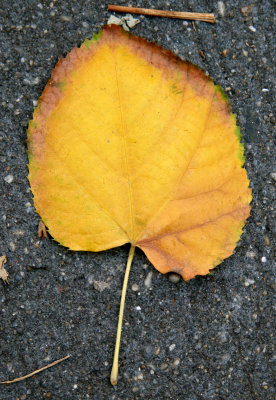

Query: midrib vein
left=113, top=47, right=135, bottom=242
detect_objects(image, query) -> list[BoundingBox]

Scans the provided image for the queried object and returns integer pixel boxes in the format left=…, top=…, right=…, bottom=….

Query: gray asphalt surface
left=0, top=1, right=275, bottom=399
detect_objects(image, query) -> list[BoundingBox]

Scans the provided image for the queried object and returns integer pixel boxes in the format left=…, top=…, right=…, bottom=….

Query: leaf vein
left=112, top=40, right=135, bottom=241
left=136, top=92, right=216, bottom=242
left=44, top=142, right=128, bottom=237
left=138, top=205, right=248, bottom=244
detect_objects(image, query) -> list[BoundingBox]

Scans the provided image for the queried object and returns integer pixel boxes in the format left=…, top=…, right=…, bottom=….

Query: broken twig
left=108, top=5, right=216, bottom=23
left=0, top=354, right=71, bottom=384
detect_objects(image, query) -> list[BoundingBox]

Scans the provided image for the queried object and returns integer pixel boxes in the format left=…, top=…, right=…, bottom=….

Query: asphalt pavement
left=0, top=1, right=275, bottom=399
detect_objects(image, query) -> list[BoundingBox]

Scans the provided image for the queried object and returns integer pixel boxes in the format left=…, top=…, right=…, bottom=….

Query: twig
left=0, top=354, right=71, bottom=384
left=108, top=5, right=216, bottom=23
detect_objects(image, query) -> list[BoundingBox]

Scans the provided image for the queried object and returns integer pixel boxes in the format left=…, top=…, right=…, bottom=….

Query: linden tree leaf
left=27, top=25, right=251, bottom=384
left=28, top=25, right=251, bottom=279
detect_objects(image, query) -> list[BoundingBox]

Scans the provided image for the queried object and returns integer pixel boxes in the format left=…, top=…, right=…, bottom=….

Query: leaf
left=38, top=220, right=48, bottom=238
left=27, top=25, right=251, bottom=280
left=0, top=255, right=9, bottom=284
left=27, top=25, right=251, bottom=384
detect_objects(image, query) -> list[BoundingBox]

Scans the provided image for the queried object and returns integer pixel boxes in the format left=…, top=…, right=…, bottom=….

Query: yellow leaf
left=28, top=25, right=251, bottom=280
left=27, top=24, right=251, bottom=384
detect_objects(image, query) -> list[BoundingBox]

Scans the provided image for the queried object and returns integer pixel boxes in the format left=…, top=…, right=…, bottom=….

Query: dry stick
left=0, top=354, right=71, bottom=384
left=108, top=4, right=216, bottom=23
left=110, top=244, right=135, bottom=385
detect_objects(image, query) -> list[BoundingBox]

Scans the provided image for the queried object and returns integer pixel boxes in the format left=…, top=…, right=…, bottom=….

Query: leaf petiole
left=110, top=244, right=135, bottom=385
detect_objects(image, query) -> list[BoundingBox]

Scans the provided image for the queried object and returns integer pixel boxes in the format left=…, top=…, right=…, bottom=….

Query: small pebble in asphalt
left=246, top=250, right=256, bottom=258
left=169, top=343, right=176, bottom=351
left=155, top=346, right=160, bottom=356
left=132, top=283, right=139, bottom=291
left=93, top=280, right=110, bottom=292
left=217, top=1, right=226, bottom=17
left=244, top=278, right=255, bottom=287
left=136, top=372, right=143, bottom=381
left=168, top=272, right=181, bottom=283
left=249, top=25, right=257, bottom=32
left=172, top=358, right=181, bottom=368
left=160, top=363, right=169, bottom=371
left=241, top=5, right=253, bottom=17
left=9, top=241, right=16, bottom=251
left=144, top=271, right=153, bottom=289
left=4, top=174, right=14, bottom=183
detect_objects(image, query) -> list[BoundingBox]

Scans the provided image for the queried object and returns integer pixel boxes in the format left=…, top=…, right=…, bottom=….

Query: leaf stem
left=110, top=244, right=135, bottom=385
